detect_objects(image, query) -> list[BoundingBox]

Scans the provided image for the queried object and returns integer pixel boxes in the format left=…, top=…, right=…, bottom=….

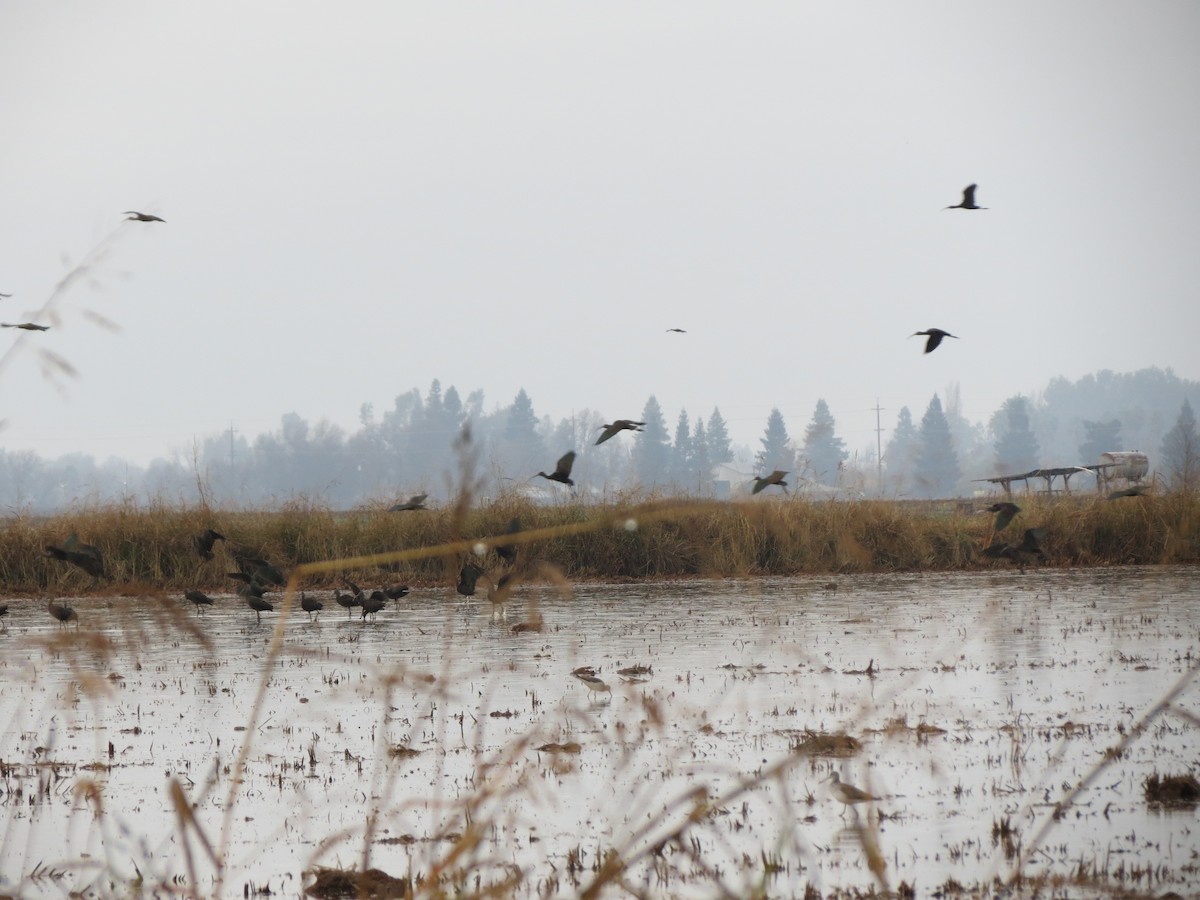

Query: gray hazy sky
left=2, top=3, right=1198, bottom=466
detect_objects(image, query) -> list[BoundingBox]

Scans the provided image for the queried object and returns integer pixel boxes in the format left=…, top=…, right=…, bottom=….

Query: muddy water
left=1, top=567, right=1198, bottom=897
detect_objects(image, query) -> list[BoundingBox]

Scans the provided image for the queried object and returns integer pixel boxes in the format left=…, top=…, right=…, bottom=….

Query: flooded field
left=1, top=566, right=1198, bottom=898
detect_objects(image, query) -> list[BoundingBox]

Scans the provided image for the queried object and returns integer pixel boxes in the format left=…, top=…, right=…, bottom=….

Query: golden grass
left=3, top=491, right=1198, bottom=595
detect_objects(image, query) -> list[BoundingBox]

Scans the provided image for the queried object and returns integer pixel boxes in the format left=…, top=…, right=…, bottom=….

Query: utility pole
left=874, top=400, right=886, bottom=496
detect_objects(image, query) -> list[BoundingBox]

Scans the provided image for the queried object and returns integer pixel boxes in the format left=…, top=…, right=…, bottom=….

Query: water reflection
left=1, top=567, right=1197, bottom=897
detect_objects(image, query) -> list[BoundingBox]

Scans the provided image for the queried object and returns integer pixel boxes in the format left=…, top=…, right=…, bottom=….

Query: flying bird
left=984, top=502, right=1021, bottom=534
left=534, top=451, right=576, bottom=487
left=912, top=329, right=958, bottom=354
left=388, top=493, right=428, bottom=511
left=0, top=292, right=11, bottom=298
left=45, top=534, right=107, bottom=579
left=751, top=470, right=789, bottom=495
left=944, top=184, right=986, bottom=210
left=193, top=528, right=226, bottom=561
left=1109, top=485, right=1150, bottom=500
left=2, top=322, right=50, bottom=331
left=595, top=420, right=645, bottom=445
left=234, top=553, right=286, bottom=586
left=666, top=328, right=686, bottom=333
left=983, top=527, right=1047, bottom=573
left=124, top=211, right=166, bottom=222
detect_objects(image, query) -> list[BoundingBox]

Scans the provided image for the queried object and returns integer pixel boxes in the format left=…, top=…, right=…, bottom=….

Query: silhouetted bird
left=0, top=603, right=9, bottom=622
left=666, top=328, right=686, bottom=333
left=1109, top=485, right=1151, bottom=500
left=230, top=572, right=272, bottom=599
left=534, top=451, right=576, bottom=487
left=383, top=585, right=410, bottom=608
left=984, top=527, right=1047, bottom=573
left=247, top=595, right=274, bottom=624
left=193, top=528, right=225, bottom=561
left=234, top=554, right=285, bottom=586
left=45, top=534, right=107, bottom=579
left=457, top=563, right=485, bottom=597
left=334, top=590, right=360, bottom=618
left=48, top=600, right=78, bottom=627
left=495, top=518, right=522, bottom=565
left=944, top=184, right=986, bottom=210
left=0, top=292, right=11, bottom=299
left=912, top=329, right=958, bottom=354
left=388, top=493, right=428, bottom=511
left=2, top=322, right=50, bottom=331
left=124, top=211, right=166, bottom=222
left=751, top=470, right=789, bottom=495
left=185, top=590, right=214, bottom=613
left=360, top=591, right=386, bottom=620
left=596, top=420, right=646, bottom=445
left=985, top=502, right=1021, bottom=533
left=301, top=592, right=323, bottom=621
left=828, top=771, right=881, bottom=817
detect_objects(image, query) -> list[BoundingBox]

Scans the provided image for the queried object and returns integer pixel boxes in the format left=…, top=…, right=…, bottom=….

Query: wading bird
left=572, top=671, right=612, bottom=701
left=246, top=595, right=274, bottom=624
left=983, top=527, right=1047, bottom=573
left=596, top=420, right=645, bottom=446
left=388, top=493, right=428, bottom=511
left=124, top=211, right=166, bottom=222
left=229, top=572, right=271, bottom=600
left=912, top=329, right=958, bottom=354
left=534, top=451, right=576, bottom=487
left=45, top=534, right=107, bottom=579
left=383, top=585, right=410, bottom=609
left=193, top=528, right=225, bottom=561
left=48, top=600, right=78, bottom=627
left=944, top=184, right=986, bottom=210
left=360, top=591, right=387, bottom=621
left=456, top=563, right=519, bottom=619
left=334, top=590, right=360, bottom=618
left=827, top=771, right=880, bottom=818
left=2, top=322, right=50, bottom=331
left=185, top=590, right=214, bottom=613
left=301, top=592, right=323, bottom=621
left=751, top=470, right=789, bottom=495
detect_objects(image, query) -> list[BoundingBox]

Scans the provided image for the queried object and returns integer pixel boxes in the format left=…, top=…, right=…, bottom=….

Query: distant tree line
left=1, top=367, right=1197, bottom=510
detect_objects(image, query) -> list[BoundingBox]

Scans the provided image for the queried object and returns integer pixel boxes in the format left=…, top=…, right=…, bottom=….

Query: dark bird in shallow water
left=943, top=184, right=986, bottom=210
left=751, top=470, right=789, bottom=495
left=0, top=603, right=9, bottom=622
left=246, top=595, right=274, bottom=624
left=45, top=534, right=107, bottom=579
left=912, top=329, right=958, bottom=354
left=596, top=420, right=645, bottom=445
left=185, top=590, right=214, bottom=613
left=534, top=451, right=576, bottom=487
left=383, top=585, right=410, bottom=608
left=983, top=527, right=1047, bottom=573
left=301, top=592, right=323, bottom=621
left=360, top=591, right=387, bottom=620
left=334, top=590, right=360, bottom=618
left=457, top=563, right=485, bottom=597
left=388, top=493, right=428, bottom=512
left=124, top=210, right=166, bottom=222
left=193, top=528, right=225, bottom=561
left=2, top=322, right=50, bottom=331
left=48, top=600, right=78, bottom=627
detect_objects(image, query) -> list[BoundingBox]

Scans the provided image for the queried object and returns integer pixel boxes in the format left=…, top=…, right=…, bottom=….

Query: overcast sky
left=2, top=3, right=1198, bottom=467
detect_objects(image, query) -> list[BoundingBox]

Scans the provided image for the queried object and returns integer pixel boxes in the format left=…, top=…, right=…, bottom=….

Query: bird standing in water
left=911, top=329, right=958, bottom=354
left=827, top=771, right=881, bottom=818
left=301, top=592, right=324, bottom=621
left=943, top=184, right=986, bottom=210
left=751, top=470, right=789, bottom=495
left=572, top=671, right=612, bottom=701
left=185, top=590, right=215, bottom=613
left=246, top=595, right=274, bottom=624
left=534, top=451, right=576, bottom=487
left=48, top=600, right=79, bottom=627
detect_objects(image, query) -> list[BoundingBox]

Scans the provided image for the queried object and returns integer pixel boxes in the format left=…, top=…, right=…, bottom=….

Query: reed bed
left=2, top=491, right=1197, bottom=596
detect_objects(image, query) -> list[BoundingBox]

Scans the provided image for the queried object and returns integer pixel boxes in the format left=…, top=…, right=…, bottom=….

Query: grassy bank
left=1, top=492, right=1197, bottom=595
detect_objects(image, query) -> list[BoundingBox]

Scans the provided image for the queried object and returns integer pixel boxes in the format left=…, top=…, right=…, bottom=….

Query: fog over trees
left=2, top=367, right=1198, bottom=511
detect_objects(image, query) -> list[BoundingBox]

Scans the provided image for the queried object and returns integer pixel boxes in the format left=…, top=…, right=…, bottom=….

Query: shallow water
left=1, top=567, right=1198, bottom=897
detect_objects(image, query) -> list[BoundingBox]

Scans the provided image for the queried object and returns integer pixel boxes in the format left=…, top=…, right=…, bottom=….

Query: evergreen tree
left=706, top=407, right=733, bottom=466
left=1160, top=399, right=1199, bottom=491
left=914, top=395, right=961, bottom=498
left=993, top=395, right=1040, bottom=473
left=1079, top=419, right=1121, bottom=464
left=689, top=419, right=714, bottom=495
left=800, top=399, right=847, bottom=486
left=500, top=388, right=545, bottom=477
left=884, top=406, right=919, bottom=492
left=631, top=396, right=671, bottom=489
left=756, top=408, right=795, bottom=474
left=670, top=410, right=692, bottom=489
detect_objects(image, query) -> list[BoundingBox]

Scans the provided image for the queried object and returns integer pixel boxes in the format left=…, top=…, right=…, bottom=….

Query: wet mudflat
left=1, top=566, right=1198, bottom=898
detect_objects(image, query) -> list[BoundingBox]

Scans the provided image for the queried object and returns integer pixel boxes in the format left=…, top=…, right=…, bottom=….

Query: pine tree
left=884, top=407, right=919, bottom=493
left=631, top=396, right=671, bottom=489
left=670, top=410, right=692, bottom=489
left=914, top=395, right=961, bottom=498
left=992, top=396, right=1040, bottom=474
left=1079, top=419, right=1121, bottom=464
left=801, top=399, right=847, bottom=486
left=757, top=408, right=795, bottom=474
left=1160, top=399, right=1199, bottom=491
left=501, top=389, right=545, bottom=476
left=706, top=408, right=733, bottom=466
left=690, top=419, right=714, bottom=495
